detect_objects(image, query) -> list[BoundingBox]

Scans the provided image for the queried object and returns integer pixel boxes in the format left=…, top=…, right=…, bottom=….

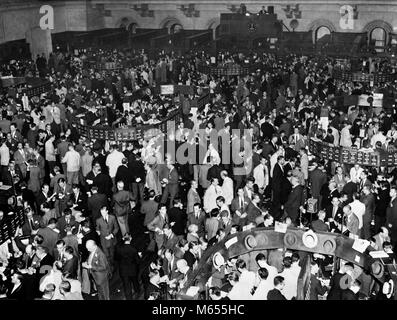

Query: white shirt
left=253, top=163, right=269, bottom=189
left=228, top=281, right=253, bottom=300
left=239, top=269, right=256, bottom=292
left=39, top=270, right=63, bottom=300
left=349, top=167, right=363, bottom=184
left=62, top=149, right=81, bottom=172
left=350, top=199, right=365, bottom=229
left=340, top=127, right=352, bottom=147
left=106, top=150, right=124, bottom=178
left=252, top=279, right=273, bottom=300
left=203, top=184, right=223, bottom=213
left=371, top=132, right=386, bottom=147
left=279, top=268, right=299, bottom=300
left=221, top=176, right=234, bottom=205
left=0, top=144, right=10, bottom=166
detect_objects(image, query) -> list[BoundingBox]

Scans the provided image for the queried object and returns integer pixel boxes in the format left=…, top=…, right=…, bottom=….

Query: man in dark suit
left=375, top=181, right=390, bottom=234
left=115, top=158, right=134, bottom=192
left=160, top=162, right=179, bottom=207
left=37, top=218, right=60, bottom=257
left=309, top=163, right=327, bottom=203
left=83, top=240, right=110, bottom=300
left=129, top=155, right=146, bottom=202
left=284, top=177, right=304, bottom=222
left=272, top=155, right=288, bottom=219
left=115, top=234, right=141, bottom=299
left=307, top=260, right=327, bottom=300
left=246, top=194, right=262, bottom=224
left=261, top=117, right=276, bottom=140
left=36, top=184, right=53, bottom=211
left=36, top=246, right=55, bottom=277
left=79, top=219, right=100, bottom=262
left=163, top=225, right=180, bottom=250
left=21, top=208, right=41, bottom=237
left=322, top=181, right=340, bottom=210
left=341, top=280, right=361, bottom=300
left=56, top=209, right=79, bottom=238
left=112, top=180, right=134, bottom=236
left=86, top=163, right=113, bottom=198
left=62, top=246, right=79, bottom=279
left=311, top=210, right=329, bottom=233
left=326, top=196, right=344, bottom=224
left=142, top=190, right=159, bottom=227
left=386, top=186, right=397, bottom=250
left=267, top=276, right=287, bottom=300
left=7, top=273, right=26, bottom=300
left=147, top=204, right=169, bottom=251
left=2, top=162, right=23, bottom=194
left=361, top=186, right=376, bottom=239
left=327, top=262, right=354, bottom=300
left=70, top=184, right=87, bottom=213
left=342, top=176, right=357, bottom=203
left=167, top=198, right=187, bottom=237
left=187, top=203, right=206, bottom=238
left=230, top=188, right=250, bottom=226
left=96, top=205, right=119, bottom=275
left=87, top=186, right=108, bottom=226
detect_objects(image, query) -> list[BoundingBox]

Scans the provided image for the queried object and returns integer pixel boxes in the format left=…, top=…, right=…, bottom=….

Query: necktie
left=29, top=219, right=34, bottom=230
left=105, top=217, right=108, bottom=224
left=305, top=275, right=312, bottom=300
left=240, top=197, right=243, bottom=209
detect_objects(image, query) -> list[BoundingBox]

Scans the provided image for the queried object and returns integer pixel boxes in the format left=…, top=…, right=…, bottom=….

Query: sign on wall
left=339, top=5, right=358, bottom=30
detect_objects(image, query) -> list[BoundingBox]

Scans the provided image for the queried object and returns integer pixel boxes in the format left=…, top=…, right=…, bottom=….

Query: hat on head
left=212, top=252, right=225, bottom=269
left=382, top=279, right=395, bottom=299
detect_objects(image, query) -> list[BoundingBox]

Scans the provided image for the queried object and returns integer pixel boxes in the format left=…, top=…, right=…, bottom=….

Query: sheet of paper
left=185, top=286, right=200, bottom=296
left=225, top=237, right=238, bottom=249
left=352, top=239, right=370, bottom=253
left=369, top=250, right=390, bottom=259
left=274, top=221, right=287, bottom=233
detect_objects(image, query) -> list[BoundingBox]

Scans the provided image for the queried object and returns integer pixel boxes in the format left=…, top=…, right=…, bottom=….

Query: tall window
left=315, top=26, right=331, bottom=43
left=370, top=27, right=386, bottom=52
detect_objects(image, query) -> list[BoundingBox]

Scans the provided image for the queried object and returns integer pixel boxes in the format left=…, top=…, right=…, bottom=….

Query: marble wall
left=0, top=1, right=396, bottom=44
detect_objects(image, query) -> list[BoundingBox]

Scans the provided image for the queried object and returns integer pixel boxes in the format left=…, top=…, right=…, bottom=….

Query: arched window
left=315, top=26, right=331, bottom=43
left=370, top=27, right=386, bottom=52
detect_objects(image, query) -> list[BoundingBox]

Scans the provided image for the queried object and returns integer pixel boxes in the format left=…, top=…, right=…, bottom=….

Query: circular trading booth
left=177, top=227, right=397, bottom=300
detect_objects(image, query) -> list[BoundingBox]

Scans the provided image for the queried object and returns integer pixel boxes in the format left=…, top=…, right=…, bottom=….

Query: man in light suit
left=203, top=178, right=223, bottom=214
left=83, top=240, right=110, bottom=300
left=96, top=205, right=119, bottom=275
left=147, top=204, right=169, bottom=251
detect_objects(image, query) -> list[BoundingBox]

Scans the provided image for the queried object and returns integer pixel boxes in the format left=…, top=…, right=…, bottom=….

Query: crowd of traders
left=0, top=46, right=396, bottom=300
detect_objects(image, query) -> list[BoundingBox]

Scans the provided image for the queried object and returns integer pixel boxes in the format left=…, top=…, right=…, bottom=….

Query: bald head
left=86, top=240, right=97, bottom=252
